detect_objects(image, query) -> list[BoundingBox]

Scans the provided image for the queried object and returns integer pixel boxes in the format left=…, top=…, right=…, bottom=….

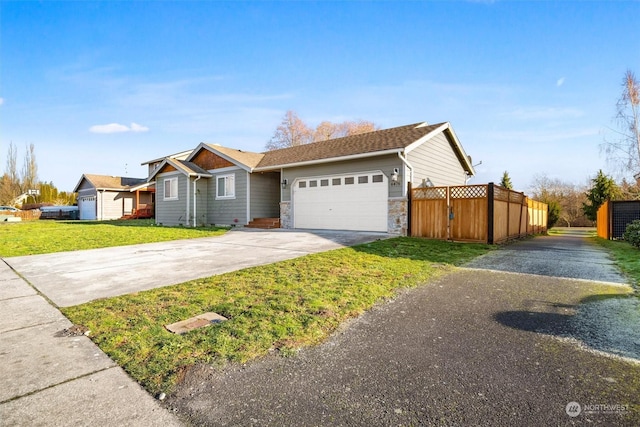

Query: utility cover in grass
left=165, top=312, right=228, bottom=334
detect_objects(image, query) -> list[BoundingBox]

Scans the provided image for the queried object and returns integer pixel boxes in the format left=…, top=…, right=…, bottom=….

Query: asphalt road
left=167, top=229, right=640, bottom=426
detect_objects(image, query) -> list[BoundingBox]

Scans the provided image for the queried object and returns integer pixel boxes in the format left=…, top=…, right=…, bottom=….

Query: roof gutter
left=253, top=148, right=404, bottom=172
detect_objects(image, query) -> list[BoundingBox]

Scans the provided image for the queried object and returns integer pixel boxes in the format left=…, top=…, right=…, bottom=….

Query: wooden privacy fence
left=410, top=183, right=548, bottom=244
left=597, top=200, right=640, bottom=239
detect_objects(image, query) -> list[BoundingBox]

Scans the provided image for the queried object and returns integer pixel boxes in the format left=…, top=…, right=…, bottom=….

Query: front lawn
left=62, top=237, right=494, bottom=395
left=0, top=219, right=228, bottom=257
left=593, top=237, right=640, bottom=288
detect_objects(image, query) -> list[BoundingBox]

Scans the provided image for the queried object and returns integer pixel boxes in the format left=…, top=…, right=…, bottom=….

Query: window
left=309, top=180, right=318, bottom=188
left=345, top=177, right=355, bottom=185
left=358, top=176, right=369, bottom=184
left=164, top=177, right=178, bottom=200
left=372, top=174, right=384, bottom=183
left=299, top=181, right=307, bottom=188
left=320, top=179, right=329, bottom=187
left=332, top=178, right=341, bottom=186
left=216, top=174, right=235, bottom=199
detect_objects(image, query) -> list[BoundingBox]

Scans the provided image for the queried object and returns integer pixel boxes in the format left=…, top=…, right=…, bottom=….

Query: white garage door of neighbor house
left=79, top=196, right=96, bottom=220
left=293, top=171, right=388, bottom=232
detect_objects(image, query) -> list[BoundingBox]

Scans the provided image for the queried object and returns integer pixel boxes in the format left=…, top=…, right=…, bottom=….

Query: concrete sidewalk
left=0, top=260, right=182, bottom=426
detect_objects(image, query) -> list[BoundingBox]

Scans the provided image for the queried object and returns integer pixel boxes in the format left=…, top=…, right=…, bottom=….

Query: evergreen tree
left=499, top=171, right=513, bottom=189
left=582, top=170, right=621, bottom=221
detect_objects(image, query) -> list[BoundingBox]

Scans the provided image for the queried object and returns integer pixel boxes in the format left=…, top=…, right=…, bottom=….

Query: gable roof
left=146, top=121, right=474, bottom=177
left=141, top=149, right=193, bottom=166
left=147, top=157, right=213, bottom=182
left=73, top=174, right=147, bottom=193
left=254, top=121, right=474, bottom=175
left=185, top=143, right=265, bottom=171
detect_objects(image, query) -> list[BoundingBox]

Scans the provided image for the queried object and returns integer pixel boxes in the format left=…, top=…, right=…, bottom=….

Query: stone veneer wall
left=280, top=201, right=292, bottom=229
left=388, top=197, right=408, bottom=235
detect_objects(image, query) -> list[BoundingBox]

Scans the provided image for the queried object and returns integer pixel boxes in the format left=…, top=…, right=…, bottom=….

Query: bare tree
left=313, top=121, right=344, bottom=142
left=266, top=111, right=380, bottom=150
left=603, top=70, right=640, bottom=175
left=313, top=119, right=378, bottom=142
left=341, top=119, right=378, bottom=137
left=265, top=111, right=313, bottom=151
left=0, top=143, right=20, bottom=204
left=21, top=143, right=38, bottom=193
left=530, top=174, right=591, bottom=227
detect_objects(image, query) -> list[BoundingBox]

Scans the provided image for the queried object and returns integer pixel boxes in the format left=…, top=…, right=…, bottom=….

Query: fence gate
left=411, top=184, right=489, bottom=243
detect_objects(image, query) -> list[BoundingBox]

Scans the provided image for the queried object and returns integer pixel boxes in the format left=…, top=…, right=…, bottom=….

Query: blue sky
left=1, top=1, right=639, bottom=192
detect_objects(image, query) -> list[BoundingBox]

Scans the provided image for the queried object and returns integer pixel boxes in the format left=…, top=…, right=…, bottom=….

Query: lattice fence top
left=450, top=185, right=487, bottom=199
left=412, top=187, right=447, bottom=200
left=509, top=191, right=524, bottom=203
left=493, top=186, right=509, bottom=201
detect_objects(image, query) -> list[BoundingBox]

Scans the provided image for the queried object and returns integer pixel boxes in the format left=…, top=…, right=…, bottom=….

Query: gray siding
left=281, top=154, right=403, bottom=202
left=76, top=180, right=95, bottom=192
left=207, top=170, right=248, bottom=225
left=249, top=172, right=280, bottom=219
left=407, top=132, right=467, bottom=187
left=193, top=178, right=208, bottom=226
left=156, top=173, right=188, bottom=226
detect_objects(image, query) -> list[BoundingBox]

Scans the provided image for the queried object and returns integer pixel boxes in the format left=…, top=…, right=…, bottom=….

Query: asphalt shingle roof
left=205, top=144, right=265, bottom=169
left=256, top=122, right=443, bottom=169
left=83, top=174, right=147, bottom=190
left=172, top=160, right=212, bottom=176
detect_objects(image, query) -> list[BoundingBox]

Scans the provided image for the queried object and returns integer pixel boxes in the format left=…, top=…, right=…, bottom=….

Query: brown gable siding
left=192, top=149, right=234, bottom=170
left=162, top=164, right=177, bottom=173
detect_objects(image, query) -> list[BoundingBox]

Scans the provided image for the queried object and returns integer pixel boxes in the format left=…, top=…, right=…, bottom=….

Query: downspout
left=246, top=170, right=251, bottom=225
left=186, top=177, right=190, bottom=227
left=398, top=152, right=414, bottom=197
left=193, top=175, right=202, bottom=228
left=100, top=189, right=104, bottom=220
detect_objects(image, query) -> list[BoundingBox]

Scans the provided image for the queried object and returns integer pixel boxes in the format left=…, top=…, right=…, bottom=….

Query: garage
left=79, top=195, right=96, bottom=220
left=292, top=171, right=388, bottom=232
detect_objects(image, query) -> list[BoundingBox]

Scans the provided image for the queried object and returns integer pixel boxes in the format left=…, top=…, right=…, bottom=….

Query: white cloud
left=130, top=122, right=149, bottom=132
left=89, top=122, right=149, bottom=134
left=0, top=97, right=4, bottom=106
left=557, top=77, right=565, bottom=87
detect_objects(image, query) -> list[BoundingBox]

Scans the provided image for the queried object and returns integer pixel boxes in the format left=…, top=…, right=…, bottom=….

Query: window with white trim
left=164, top=177, right=178, bottom=200
left=216, top=174, right=235, bottom=199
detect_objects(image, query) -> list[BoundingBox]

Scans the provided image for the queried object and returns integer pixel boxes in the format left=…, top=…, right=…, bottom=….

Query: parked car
left=0, top=206, right=20, bottom=212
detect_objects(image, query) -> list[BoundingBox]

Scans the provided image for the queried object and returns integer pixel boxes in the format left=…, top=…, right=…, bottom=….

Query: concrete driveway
left=5, top=228, right=388, bottom=307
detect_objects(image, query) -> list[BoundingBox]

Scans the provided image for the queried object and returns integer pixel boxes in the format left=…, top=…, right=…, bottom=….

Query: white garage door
left=79, top=196, right=96, bottom=220
left=293, top=171, right=388, bottom=232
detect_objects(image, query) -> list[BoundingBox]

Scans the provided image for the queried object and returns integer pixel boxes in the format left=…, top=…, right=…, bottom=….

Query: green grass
left=62, top=237, right=494, bottom=395
left=0, top=219, right=228, bottom=256
left=593, top=237, right=640, bottom=288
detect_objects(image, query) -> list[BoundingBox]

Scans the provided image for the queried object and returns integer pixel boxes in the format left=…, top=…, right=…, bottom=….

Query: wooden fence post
left=487, top=182, right=494, bottom=244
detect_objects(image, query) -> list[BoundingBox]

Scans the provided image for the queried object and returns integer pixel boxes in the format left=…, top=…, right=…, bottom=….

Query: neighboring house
left=73, top=174, right=155, bottom=220
left=147, top=121, right=474, bottom=235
